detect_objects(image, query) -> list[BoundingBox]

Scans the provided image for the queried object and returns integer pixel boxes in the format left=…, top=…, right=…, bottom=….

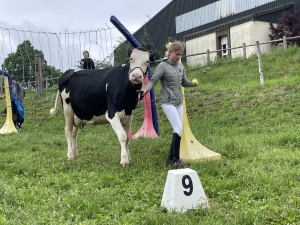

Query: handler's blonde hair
left=165, top=41, right=185, bottom=57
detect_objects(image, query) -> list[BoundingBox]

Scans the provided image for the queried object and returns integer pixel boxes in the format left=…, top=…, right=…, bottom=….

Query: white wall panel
left=176, top=0, right=276, bottom=33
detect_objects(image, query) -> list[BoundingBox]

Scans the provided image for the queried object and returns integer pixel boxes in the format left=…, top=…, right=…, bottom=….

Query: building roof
left=133, top=1, right=175, bottom=35
left=184, top=2, right=295, bottom=41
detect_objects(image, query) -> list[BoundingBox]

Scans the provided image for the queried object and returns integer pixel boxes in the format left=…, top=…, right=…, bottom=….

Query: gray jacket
left=12, top=82, right=24, bottom=102
left=145, top=58, right=194, bottom=106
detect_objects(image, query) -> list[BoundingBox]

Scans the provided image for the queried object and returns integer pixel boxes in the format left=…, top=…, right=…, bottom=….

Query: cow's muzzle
left=129, top=66, right=147, bottom=76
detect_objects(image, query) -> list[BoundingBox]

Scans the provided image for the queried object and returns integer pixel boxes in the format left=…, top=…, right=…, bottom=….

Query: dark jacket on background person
left=81, top=58, right=95, bottom=69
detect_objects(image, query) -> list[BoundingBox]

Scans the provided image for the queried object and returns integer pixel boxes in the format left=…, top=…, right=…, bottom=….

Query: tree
left=113, top=27, right=155, bottom=66
left=113, top=37, right=131, bottom=66
left=269, top=11, right=300, bottom=46
left=140, top=27, right=154, bottom=52
left=1, top=40, right=60, bottom=82
left=94, top=53, right=114, bottom=69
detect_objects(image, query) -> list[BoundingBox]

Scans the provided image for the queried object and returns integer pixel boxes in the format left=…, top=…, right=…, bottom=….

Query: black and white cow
left=50, top=47, right=155, bottom=166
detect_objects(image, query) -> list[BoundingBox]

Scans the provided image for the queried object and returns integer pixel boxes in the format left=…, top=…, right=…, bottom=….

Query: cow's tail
left=50, top=91, right=60, bottom=115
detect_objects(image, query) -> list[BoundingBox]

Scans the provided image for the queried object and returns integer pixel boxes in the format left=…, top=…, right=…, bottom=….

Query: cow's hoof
left=120, top=160, right=130, bottom=167
left=67, top=155, right=74, bottom=160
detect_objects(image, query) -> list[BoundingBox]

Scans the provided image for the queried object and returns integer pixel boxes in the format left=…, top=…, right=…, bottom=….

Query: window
left=221, top=36, right=228, bottom=58
left=216, top=28, right=231, bottom=58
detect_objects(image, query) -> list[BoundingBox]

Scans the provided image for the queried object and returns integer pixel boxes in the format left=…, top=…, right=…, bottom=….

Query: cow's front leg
left=106, top=113, right=129, bottom=166
left=123, top=115, right=133, bottom=161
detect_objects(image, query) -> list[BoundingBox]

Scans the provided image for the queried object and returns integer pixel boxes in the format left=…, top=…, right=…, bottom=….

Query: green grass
left=1, top=45, right=300, bottom=224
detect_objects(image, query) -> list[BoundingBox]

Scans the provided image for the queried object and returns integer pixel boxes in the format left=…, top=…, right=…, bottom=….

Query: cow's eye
left=147, top=60, right=150, bottom=63
left=130, top=57, right=133, bottom=61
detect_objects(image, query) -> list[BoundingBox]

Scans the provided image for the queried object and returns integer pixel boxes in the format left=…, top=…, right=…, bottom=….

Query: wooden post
left=243, top=43, right=246, bottom=60
left=34, top=54, right=43, bottom=95
left=45, top=77, right=48, bottom=91
left=256, top=41, right=264, bottom=86
left=206, top=49, right=210, bottom=65
left=283, top=36, right=287, bottom=52
left=0, top=75, right=3, bottom=95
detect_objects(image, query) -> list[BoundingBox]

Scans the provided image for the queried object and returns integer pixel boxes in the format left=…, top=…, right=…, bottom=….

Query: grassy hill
left=0, top=46, right=300, bottom=224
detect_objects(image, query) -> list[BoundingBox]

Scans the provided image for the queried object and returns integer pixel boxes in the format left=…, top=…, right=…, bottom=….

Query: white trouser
left=161, top=104, right=183, bottom=137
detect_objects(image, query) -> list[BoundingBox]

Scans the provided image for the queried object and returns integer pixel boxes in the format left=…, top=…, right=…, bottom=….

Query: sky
left=0, top=0, right=172, bottom=76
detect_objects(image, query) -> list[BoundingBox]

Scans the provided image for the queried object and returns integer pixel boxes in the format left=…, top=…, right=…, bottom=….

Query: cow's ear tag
left=161, top=168, right=209, bottom=213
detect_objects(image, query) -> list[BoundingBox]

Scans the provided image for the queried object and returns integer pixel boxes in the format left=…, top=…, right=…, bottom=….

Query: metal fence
left=1, top=35, right=300, bottom=94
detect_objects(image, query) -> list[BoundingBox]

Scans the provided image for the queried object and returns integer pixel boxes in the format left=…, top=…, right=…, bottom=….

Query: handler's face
left=169, top=50, right=183, bottom=63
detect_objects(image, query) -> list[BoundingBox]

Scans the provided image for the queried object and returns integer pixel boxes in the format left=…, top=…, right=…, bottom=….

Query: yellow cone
left=180, top=87, right=220, bottom=162
left=0, top=76, right=18, bottom=134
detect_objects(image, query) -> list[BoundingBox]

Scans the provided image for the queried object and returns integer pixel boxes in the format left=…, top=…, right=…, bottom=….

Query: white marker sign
left=161, top=168, right=209, bottom=213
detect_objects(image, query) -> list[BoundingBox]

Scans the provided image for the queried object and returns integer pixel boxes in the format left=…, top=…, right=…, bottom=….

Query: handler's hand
left=141, top=88, right=148, bottom=95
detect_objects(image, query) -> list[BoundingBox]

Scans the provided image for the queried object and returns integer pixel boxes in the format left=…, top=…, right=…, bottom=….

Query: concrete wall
left=230, top=20, right=273, bottom=58
left=186, top=20, right=274, bottom=66
left=185, top=33, right=217, bottom=66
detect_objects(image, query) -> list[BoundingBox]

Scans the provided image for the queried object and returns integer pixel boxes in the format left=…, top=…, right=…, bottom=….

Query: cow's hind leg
left=106, top=113, right=129, bottom=167
left=63, top=105, right=75, bottom=160
left=72, top=126, right=79, bottom=157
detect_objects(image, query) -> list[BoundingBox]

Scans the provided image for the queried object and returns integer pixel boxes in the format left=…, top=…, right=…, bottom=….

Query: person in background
left=12, top=76, right=24, bottom=103
left=141, top=41, right=198, bottom=168
left=11, top=76, right=25, bottom=129
left=80, top=50, right=95, bottom=69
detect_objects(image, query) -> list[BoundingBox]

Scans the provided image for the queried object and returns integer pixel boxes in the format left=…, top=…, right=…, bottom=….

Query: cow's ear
left=127, top=47, right=133, bottom=57
left=149, top=51, right=157, bottom=62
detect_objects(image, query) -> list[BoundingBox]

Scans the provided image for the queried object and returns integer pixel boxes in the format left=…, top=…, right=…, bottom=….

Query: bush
left=269, top=11, right=300, bottom=46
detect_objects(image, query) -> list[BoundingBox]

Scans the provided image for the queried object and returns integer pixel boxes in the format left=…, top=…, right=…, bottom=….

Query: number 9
left=182, top=175, right=193, bottom=196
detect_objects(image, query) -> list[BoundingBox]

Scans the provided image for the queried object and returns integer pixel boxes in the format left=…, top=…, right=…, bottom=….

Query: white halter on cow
left=50, top=47, right=156, bottom=166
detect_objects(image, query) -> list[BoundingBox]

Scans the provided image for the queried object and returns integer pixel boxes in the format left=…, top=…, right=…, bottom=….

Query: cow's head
left=128, top=47, right=156, bottom=86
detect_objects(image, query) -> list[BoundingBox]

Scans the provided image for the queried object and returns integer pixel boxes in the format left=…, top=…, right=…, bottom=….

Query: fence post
left=243, top=43, right=246, bottom=60
left=45, top=77, right=48, bottom=91
left=34, top=54, right=43, bottom=95
left=283, top=36, right=287, bottom=52
left=0, top=75, right=3, bottom=95
left=256, top=41, right=264, bottom=86
left=206, top=49, right=210, bottom=65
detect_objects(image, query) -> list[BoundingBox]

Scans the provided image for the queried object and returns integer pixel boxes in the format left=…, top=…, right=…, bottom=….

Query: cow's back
left=59, top=65, right=134, bottom=121
left=58, top=69, right=74, bottom=93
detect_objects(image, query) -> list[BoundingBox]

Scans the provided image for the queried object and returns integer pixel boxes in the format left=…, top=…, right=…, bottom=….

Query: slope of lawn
left=0, top=46, right=300, bottom=224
